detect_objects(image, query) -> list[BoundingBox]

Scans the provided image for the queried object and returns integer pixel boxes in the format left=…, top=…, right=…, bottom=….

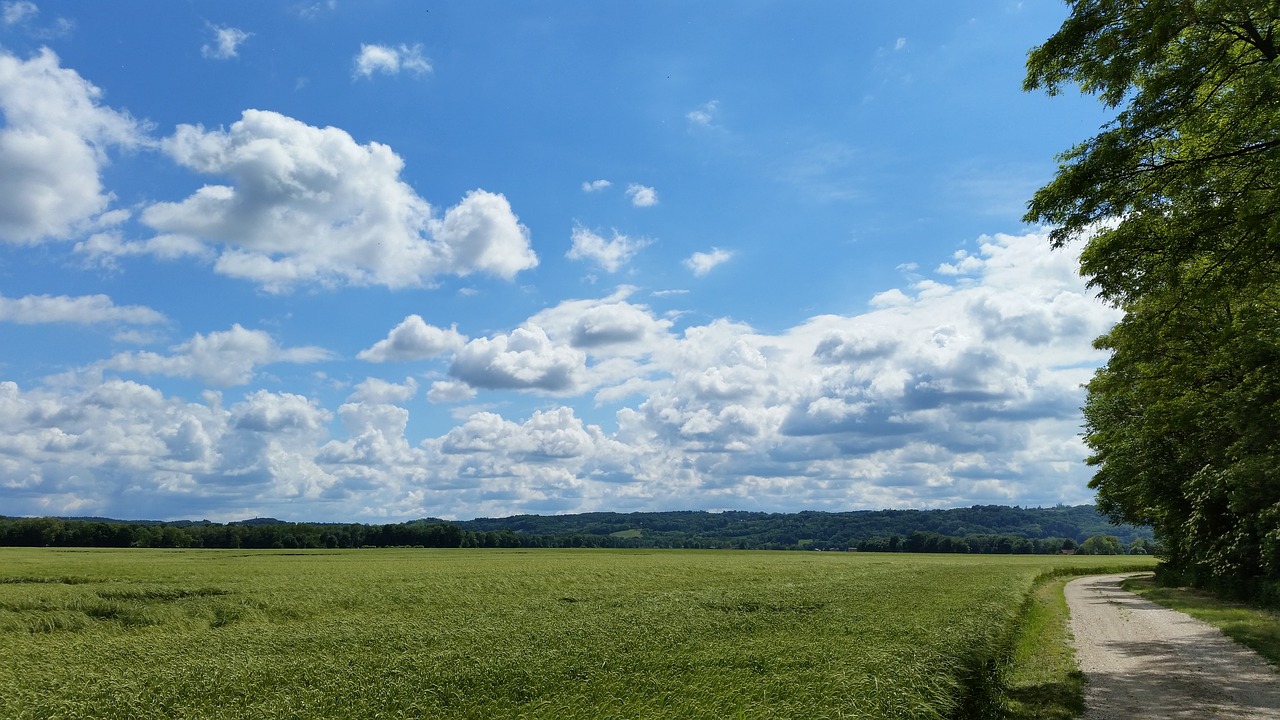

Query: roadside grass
left=0, top=549, right=1153, bottom=719
left=999, top=575, right=1087, bottom=720
left=1122, top=575, right=1280, bottom=666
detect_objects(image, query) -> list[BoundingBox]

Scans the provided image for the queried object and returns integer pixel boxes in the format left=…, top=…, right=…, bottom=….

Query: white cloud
left=441, top=407, right=595, bottom=460
left=134, top=110, right=536, bottom=290
left=581, top=179, right=611, bottom=192
left=936, top=249, right=985, bottom=276
left=233, top=390, right=331, bottom=434
left=358, top=315, right=466, bottom=362
left=0, top=231, right=1123, bottom=520
left=354, top=43, right=432, bottom=78
left=566, top=225, right=649, bottom=273
left=318, top=401, right=416, bottom=471
left=75, top=230, right=212, bottom=268
left=427, top=380, right=476, bottom=404
left=528, top=287, right=672, bottom=352
left=105, top=324, right=331, bottom=387
left=0, top=293, right=165, bottom=325
left=894, top=37, right=907, bottom=51
left=449, top=325, right=585, bottom=393
left=2, top=1, right=36, bottom=25
left=202, top=25, right=252, bottom=60
left=683, top=247, right=733, bottom=276
left=347, top=377, right=418, bottom=404
left=686, top=100, right=719, bottom=127
left=625, top=183, right=658, bottom=207
left=0, top=48, right=143, bottom=244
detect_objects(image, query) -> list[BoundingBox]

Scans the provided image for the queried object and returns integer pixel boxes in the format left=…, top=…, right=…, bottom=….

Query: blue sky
left=0, top=1, right=1121, bottom=522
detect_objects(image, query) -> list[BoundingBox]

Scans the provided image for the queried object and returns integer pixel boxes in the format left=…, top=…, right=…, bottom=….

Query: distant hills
left=0, top=504, right=1151, bottom=553
left=446, top=504, right=1152, bottom=550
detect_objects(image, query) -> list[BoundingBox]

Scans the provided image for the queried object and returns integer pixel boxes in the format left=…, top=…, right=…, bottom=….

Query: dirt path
left=1065, top=574, right=1280, bottom=719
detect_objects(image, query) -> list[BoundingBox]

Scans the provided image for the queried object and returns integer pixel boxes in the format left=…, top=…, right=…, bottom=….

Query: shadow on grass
left=1001, top=671, right=1086, bottom=720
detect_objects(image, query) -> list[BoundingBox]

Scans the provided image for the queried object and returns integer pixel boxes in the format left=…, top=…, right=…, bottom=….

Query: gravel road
left=1065, top=574, right=1280, bottom=719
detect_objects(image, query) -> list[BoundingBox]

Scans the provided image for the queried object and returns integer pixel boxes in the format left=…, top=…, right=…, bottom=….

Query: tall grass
left=0, top=548, right=1152, bottom=719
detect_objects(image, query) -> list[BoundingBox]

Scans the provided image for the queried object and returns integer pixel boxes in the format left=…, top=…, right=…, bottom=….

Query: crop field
left=0, top=548, right=1153, bottom=719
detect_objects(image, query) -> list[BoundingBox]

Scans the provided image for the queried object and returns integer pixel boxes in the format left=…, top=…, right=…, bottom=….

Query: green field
left=0, top=548, right=1153, bottom=719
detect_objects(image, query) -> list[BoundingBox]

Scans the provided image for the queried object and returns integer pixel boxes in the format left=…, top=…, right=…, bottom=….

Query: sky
left=0, top=1, right=1122, bottom=523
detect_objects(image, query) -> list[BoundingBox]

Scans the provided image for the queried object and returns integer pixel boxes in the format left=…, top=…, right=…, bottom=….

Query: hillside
left=0, top=504, right=1150, bottom=552
left=449, top=504, right=1151, bottom=550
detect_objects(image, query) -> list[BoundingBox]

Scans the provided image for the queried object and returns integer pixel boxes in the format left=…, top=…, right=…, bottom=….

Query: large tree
left=1025, top=1, right=1280, bottom=599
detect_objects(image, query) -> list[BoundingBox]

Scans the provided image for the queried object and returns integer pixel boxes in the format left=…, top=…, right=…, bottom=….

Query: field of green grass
left=0, top=548, right=1153, bottom=719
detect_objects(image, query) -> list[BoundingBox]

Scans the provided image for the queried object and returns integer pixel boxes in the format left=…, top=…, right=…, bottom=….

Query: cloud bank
left=0, top=231, right=1121, bottom=521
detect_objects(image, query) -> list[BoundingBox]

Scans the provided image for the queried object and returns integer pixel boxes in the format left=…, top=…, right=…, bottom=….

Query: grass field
left=0, top=548, right=1153, bottom=719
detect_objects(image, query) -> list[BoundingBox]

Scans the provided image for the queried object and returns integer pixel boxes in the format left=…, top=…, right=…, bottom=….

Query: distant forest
left=0, top=504, right=1153, bottom=554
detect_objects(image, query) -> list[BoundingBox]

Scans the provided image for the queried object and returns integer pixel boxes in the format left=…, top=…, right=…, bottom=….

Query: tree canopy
left=1026, top=1, right=1280, bottom=600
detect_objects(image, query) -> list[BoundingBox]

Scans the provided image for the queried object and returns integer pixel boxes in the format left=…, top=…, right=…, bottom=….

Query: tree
left=1025, top=1, right=1280, bottom=303
left=1026, top=1, right=1280, bottom=599
left=1078, top=535, right=1124, bottom=556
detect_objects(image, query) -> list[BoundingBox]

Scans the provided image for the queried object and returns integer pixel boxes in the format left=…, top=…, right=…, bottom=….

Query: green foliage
left=1076, top=535, right=1124, bottom=555
left=0, top=505, right=1152, bottom=553
left=1026, top=1, right=1280, bottom=600
left=0, top=548, right=1153, bottom=720
left=1025, top=1, right=1280, bottom=303
left=0, top=518, right=467, bottom=550
left=438, top=504, right=1149, bottom=551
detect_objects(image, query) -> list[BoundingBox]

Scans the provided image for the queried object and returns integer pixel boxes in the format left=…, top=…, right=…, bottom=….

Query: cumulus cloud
left=74, top=230, right=212, bottom=268
left=105, top=324, right=331, bottom=387
left=353, top=43, right=431, bottom=78
left=441, top=407, right=595, bottom=459
left=581, top=179, right=611, bottom=192
left=233, top=390, right=330, bottom=433
left=684, top=247, right=733, bottom=276
left=772, top=233, right=1118, bottom=453
left=347, top=377, right=418, bottom=404
left=0, top=48, right=143, bottom=244
left=358, top=315, right=466, bottom=362
left=202, top=25, right=251, bottom=60
left=450, top=325, right=585, bottom=392
left=625, top=183, right=658, bottom=207
left=528, top=287, right=672, bottom=352
left=0, top=293, right=165, bottom=325
left=132, top=110, right=536, bottom=290
left=0, top=231, right=1123, bottom=520
left=566, top=225, right=649, bottom=273
left=427, top=379, right=476, bottom=404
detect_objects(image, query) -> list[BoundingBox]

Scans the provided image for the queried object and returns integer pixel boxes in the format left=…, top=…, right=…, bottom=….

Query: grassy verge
left=998, top=576, right=1086, bottom=719
left=1122, top=576, right=1280, bottom=666
left=997, top=563, right=1158, bottom=720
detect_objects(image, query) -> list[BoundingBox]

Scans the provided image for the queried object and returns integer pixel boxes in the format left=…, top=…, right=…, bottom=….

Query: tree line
left=854, top=531, right=1154, bottom=556
left=1025, top=0, right=1280, bottom=601
left=0, top=504, right=1149, bottom=553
